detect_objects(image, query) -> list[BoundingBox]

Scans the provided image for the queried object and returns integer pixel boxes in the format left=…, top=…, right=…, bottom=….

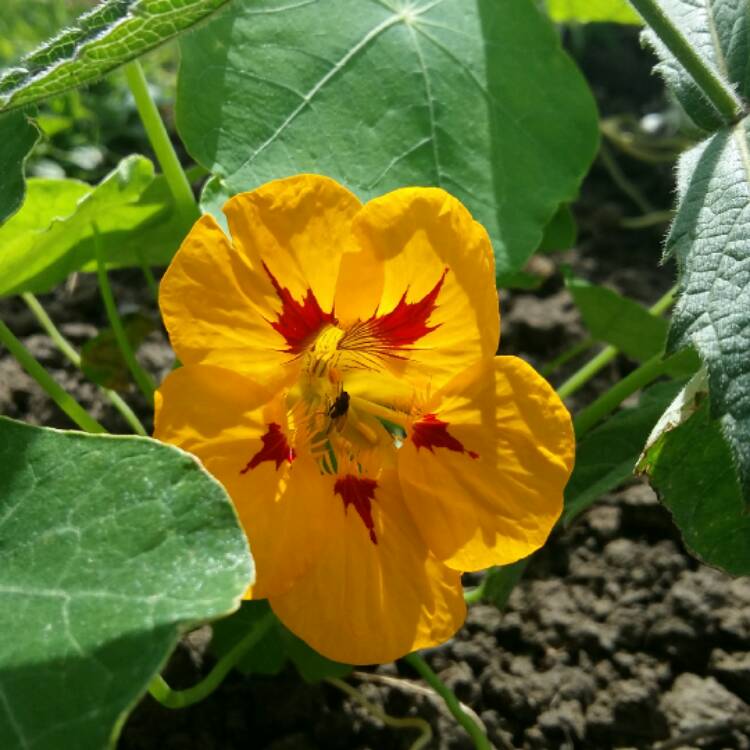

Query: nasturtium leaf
left=0, top=417, right=253, bottom=750
left=565, top=273, right=668, bottom=361
left=177, top=0, right=599, bottom=276
left=0, top=0, right=234, bottom=113
left=211, top=600, right=351, bottom=682
left=211, top=600, right=287, bottom=676
left=0, top=110, right=39, bottom=224
left=666, top=121, right=750, bottom=507
left=0, top=156, right=185, bottom=296
left=546, top=0, right=641, bottom=24
left=640, top=401, right=750, bottom=576
left=641, top=0, right=747, bottom=131
left=479, top=559, right=529, bottom=610
left=538, top=203, right=577, bottom=254
left=81, top=312, right=157, bottom=391
left=563, top=381, right=683, bottom=523
left=281, top=628, right=351, bottom=684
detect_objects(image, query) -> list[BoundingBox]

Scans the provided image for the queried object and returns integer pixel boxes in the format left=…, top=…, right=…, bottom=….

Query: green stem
left=124, top=60, right=198, bottom=224
left=404, top=653, right=491, bottom=750
left=20, top=292, right=148, bottom=436
left=148, top=612, right=275, bottom=709
left=0, top=319, right=106, bottom=434
left=574, top=352, right=667, bottom=438
left=557, top=284, right=677, bottom=400
left=93, top=227, right=156, bottom=407
left=628, top=0, right=745, bottom=124
left=599, top=141, right=653, bottom=213
left=556, top=344, right=618, bottom=401
left=135, top=249, right=160, bottom=303
left=327, top=677, right=432, bottom=750
left=540, top=337, right=594, bottom=378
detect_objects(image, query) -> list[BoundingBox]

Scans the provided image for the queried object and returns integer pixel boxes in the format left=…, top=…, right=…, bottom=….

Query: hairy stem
left=628, top=0, right=744, bottom=124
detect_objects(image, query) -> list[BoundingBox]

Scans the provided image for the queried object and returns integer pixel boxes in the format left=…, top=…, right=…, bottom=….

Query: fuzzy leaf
left=177, top=0, right=599, bottom=276
left=0, top=110, right=39, bottom=224
left=0, top=417, right=253, bottom=750
left=0, top=0, right=233, bottom=112
left=641, top=0, right=748, bottom=130
left=667, top=121, right=750, bottom=507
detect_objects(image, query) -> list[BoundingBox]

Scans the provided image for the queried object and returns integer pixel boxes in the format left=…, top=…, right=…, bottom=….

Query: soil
left=1, top=26, right=749, bottom=750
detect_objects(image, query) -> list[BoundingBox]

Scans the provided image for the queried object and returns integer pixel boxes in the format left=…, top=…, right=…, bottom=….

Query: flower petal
left=159, top=215, right=291, bottom=384
left=154, top=365, right=333, bottom=597
left=398, top=356, right=574, bottom=571
left=224, top=174, right=362, bottom=318
left=344, top=188, right=499, bottom=387
left=269, top=469, right=465, bottom=665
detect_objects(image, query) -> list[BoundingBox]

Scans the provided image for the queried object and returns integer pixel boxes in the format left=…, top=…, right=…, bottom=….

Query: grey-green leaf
left=0, top=110, right=39, bottom=224
left=0, top=417, right=253, bottom=750
left=0, top=156, right=186, bottom=296
left=641, top=0, right=747, bottom=131
left=0, top=0, right=233, bottom=113
left=666, top=120, right=750, bottom=507
left=641, top=401, right=750, bottom=576
left=177, top=0, right=599, bottom=276
left=565, top=274, right=668, bottom=361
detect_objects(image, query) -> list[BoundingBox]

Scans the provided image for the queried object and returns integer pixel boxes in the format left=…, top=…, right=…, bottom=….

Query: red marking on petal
left=368, top=268, right=448, bottom=347
left=240, top=423, right=295, bottom=474
left=263, top=262, right=335, bottom=353
left=339, top=268, right=448, bottom=359
left=411, top=413, right=478, bottom=459
left=334, top=475, right=378, bottom=544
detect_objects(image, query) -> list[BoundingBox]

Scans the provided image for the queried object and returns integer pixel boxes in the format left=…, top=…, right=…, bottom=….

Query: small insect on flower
left=326, top=388, right=350, bottom=432
left=154, top=174, right=575, bottom=664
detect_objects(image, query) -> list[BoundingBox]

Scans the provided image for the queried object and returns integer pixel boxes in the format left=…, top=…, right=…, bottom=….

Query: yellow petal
left=346, top=187, right=499, bottom=388
left=269, top=469, right=465, bottom=665
left=154, top=365, right=333, bottom=598
left=159, top=214, right=293, bottom=384
left=224, top=173, right=362, bottom=316
left=398, top=356, right=574, bottom=571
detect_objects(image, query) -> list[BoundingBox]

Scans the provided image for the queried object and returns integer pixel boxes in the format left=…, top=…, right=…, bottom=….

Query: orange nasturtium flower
left=154, top=174, right=574, bottom=665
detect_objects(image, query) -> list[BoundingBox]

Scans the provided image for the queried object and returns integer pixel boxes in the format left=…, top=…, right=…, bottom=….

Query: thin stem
left=540, top=337, right=594, bottom=379
left=93, top=226, right=156, bottom=407
left=20, top=292, right=148, bottom=436
left=599, top=141, right=653, bottom=213
left=628, top=0, right=745, bottom=124
left=557, top=284, right=677, bottom=400
left=556, top=344, right=618, bottom=401
left=136, top=249, right=160, bottom=303
left=0, top=319, right=106, bottom=434
left=327, top=677, right=432, bottom=750
left=124, top=60, right=198, bottom=224
left=574, top=352, right=666, bottom=437
left=403, top=653, right=491, bottom=750
left=148, top=612, right=275, bottom=709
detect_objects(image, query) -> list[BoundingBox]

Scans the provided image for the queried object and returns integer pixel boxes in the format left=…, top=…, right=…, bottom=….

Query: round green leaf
left=177, top=0, right=598, bottom=276
left=0, top=417, right=254, bottom=750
